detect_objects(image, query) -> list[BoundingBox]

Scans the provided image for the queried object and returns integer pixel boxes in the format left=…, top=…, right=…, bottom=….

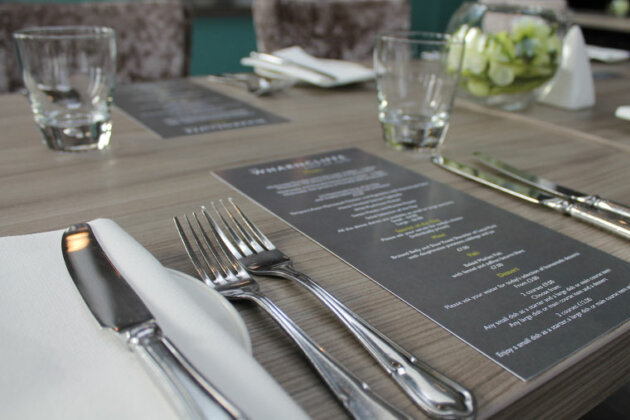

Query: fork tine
left=210, top=201, right=252, bottom=257
left=227, top=198, right=276, bottom=251
left=219, top=199, right=263, bottom=255
left=200, top=205, right=242, bottom=274
left=173, top=215, right=218, bottom=286
left=191, top=212, right=230, bottom=280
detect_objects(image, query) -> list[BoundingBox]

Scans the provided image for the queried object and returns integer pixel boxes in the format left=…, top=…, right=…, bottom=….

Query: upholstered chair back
left=251, top=0, right=411, bottom=62
left=0, top=0, right=190, bottom=92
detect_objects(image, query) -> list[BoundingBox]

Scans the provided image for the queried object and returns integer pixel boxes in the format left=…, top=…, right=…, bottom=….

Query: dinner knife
left=432, top=155, right=630, bottom=240
left=62, top=223, right=247, bottom=420
left=473, top=151, right=630, bottom=221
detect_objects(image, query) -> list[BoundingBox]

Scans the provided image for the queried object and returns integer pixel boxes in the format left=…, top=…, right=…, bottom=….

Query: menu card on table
left=115, top=79, right=286, bottom=138
left=215, top=148, right=630, bottom=380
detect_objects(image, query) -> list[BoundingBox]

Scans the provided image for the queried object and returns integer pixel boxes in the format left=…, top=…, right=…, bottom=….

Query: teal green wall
left=190, top=15, right=257, bottom=76
left=411, top=0, right=466, bottom=32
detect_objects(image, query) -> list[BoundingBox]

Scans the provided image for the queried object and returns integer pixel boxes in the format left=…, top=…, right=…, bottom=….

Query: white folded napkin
left=0, top=219, right=308, bottom=420
left=586, top=44, right=630, bottom=63
left=616, top=105, right=630, bottom=120
left=241, top=46, right=375, bottom=87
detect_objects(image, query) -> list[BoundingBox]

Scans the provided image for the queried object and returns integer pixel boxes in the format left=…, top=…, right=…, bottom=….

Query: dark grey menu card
left=215, top=148, right=630, bottom=380
left=115, top=79, right=286, bottom=138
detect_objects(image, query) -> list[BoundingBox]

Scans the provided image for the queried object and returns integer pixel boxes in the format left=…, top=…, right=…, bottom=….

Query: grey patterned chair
left=251, top=0, right=411, bottom=62
left=0, top=0, right=191, bottom=92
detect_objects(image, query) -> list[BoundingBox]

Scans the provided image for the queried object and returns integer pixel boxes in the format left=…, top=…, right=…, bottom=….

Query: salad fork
left=173, top=211, right=409, bottom=420
left=210, top=198, right=476, bottom=420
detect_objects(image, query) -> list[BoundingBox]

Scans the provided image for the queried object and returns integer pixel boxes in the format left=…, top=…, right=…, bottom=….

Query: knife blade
left=432, top=155, right=630, bottom=240
left=473, top=151, right=630, bottom=221
left=62, top=223, right=247, bottom=420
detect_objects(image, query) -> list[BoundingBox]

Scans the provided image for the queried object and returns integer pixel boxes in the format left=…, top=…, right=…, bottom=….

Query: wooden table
left=457, top=62, right=630, bottom=148
left=1, top=67, right=630, bottom=420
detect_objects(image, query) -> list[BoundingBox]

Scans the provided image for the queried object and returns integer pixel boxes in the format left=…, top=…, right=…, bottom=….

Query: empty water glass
left=13, top=26, right=116, bottom=151
left=374, top=31, right=464, bottom=152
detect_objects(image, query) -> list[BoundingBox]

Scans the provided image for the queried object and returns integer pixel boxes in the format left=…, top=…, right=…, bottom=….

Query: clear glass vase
left=446, top=2, right=569, bottom=111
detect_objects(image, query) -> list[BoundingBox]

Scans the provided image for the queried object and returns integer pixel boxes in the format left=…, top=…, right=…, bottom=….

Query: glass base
left=460, top=88, right=543, bottom=112
left=479, top=92, right=539, bottom=112
left=38, top=120, right=112, bottom=152
left=380, top=120, right=446, bottom=152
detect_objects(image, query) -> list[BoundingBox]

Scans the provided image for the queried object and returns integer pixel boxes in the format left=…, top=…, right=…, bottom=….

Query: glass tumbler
left=13, top=26, right=117, bottom=151
left=374, top=31, right=465, bottom=152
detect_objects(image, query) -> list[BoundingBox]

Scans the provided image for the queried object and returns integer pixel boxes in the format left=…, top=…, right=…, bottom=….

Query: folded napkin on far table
left=0, top=218, right=308, bottom=420
left=586, top=44, right=630, bottom=63
left=241, top=46, right=375, bottom=87
left=616, top=105, right=630, bottom=121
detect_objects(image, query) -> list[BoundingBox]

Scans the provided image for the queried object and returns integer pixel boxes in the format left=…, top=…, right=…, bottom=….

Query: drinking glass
left=374, top=31, right=464, bottom=152
left=13, top=26, right=117, bottom=151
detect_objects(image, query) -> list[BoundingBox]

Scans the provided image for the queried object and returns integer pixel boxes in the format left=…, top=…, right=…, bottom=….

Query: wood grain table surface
left=458, top=62, right=630, bottom=149
left=1, top=66, right=629, bottom=420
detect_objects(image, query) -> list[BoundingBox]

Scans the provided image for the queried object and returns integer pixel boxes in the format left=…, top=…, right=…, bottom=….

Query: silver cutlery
left=62, top=223, right=246, bottom=420
left=173, top=212, right=410, bottom=420
left=209, top=199, right=477, bottom=420
left=474, top=151, right=630, bottom=221
left=208, top=73, right=293, bottom=96
left=249, top=51, right=339, bottom=82
left=432, top=155, right=630, bottom=240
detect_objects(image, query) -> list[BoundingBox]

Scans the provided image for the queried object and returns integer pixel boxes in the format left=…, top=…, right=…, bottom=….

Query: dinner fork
left=211, top=198, right=477, bottom=420
left=173, top=212, right=410, bottom=420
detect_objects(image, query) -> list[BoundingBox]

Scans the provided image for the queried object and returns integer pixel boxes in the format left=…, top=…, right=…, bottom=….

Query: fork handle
left=245, top=292, right=409, bottom=420
left=273, top=265, right=476, bottom=420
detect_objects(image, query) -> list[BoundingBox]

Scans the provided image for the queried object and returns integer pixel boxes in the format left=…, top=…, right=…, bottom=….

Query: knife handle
left=566, top=202, right=630, bottom=240
left=126, top=322, right=247, bottom=420
left=587, top=196, right=630, bottom=222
